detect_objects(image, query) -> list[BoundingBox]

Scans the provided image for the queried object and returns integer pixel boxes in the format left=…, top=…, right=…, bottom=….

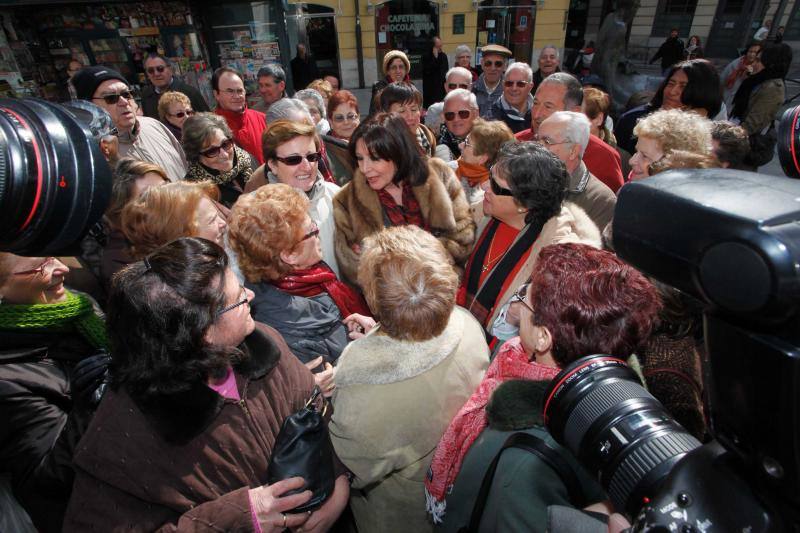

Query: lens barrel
left=544, top=355, right=701, bottom=515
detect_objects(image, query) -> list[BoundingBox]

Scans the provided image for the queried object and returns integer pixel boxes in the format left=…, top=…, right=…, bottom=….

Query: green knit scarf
left=0, top=290, right=109, bottom=350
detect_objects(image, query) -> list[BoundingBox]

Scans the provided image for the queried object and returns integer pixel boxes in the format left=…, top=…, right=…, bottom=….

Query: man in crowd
left=650, top=28, right=684, bottom=74
left=425, top=66, right=473, bottom=134
left=423, top=36, right=450, bottom=108
left=251, top=64, right=287, bottom=114
left=73, top=66, right=187, bottom=181
left=212, top=67, right=267, bottom=164
left=439, top=88, right=480, bottom=158
left=516, top=72, right=624, bottom=192
left=711, top=121, right=750, bottom=169
left=532, top=45, right=561, bottom=87
left=538, top=111, right=616, bottom=231
left=290, top=43, right=319, bottom=91
left=487, top=62, right=534, bottom=134
left=473, top=43, right=512, bottom=118
left=140, top=54, right=209, bottom=119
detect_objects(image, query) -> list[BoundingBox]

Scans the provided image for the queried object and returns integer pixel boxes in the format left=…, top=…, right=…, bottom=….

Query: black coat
left=291, top=54, right=320, bottom=91
left=650, top=37, right=685, bottom=70
left=141, top=77, right=210, bottom=120
left=423, top=49, right=449, bottom=108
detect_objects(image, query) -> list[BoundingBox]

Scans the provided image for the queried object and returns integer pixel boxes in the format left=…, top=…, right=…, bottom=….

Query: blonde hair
left=106, top=158, right=169, bottom=229
left=469, top=118, right=515, bottom=166
left=157, top=91, right=191, bottom=122
left=634, top=108, right=712, bottom=156
left=307, top=79, right=334, bottom=101
left=582, top=87, right=611, bottom=121
left=228, top=184, right=309, bottom=283
left=357, top=226, right=458, bottom=341
left=648, top=149, right=720, bottom=175
left=121, top=181, right=219, bottom=259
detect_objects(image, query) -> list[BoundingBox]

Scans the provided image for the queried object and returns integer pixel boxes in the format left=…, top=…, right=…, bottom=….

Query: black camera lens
left=778, top=104, right=800, bottom=180
left=543, top=355, right=701, bottom=515
left=0, top=98, right=112, bottom=255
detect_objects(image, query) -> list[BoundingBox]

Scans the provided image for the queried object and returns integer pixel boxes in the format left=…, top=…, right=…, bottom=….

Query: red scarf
left=271, top=263, right=371, bottom=318
left=425, top=337, right=560, bottom=521
left=376, top=182, right=427, bottom=229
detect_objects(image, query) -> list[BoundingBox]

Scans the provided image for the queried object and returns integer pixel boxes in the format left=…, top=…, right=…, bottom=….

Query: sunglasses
left=444, top=109, right=472, bottom=121
left=216, top=285, right=249, bottom=317
left=146, top=65, right=167, bottom=74
left=296, top=221, right=320, bottom=246
left=483, top=60, right=505, bottom=68
left=447, top=83, right=471, bottom=90
left=200, top=138, right=235, bottom=158
left=12, top=257, right=58, bottom=277
left=92, top=90, right=134, bottom=105
left=490, top=176, right=513, bottom=196
left=504, top=80, right=529, bottom=88
left=169, top=109, right=194, bottom=119
left=275, top=152, right=322, bottom=166
left=332, top=113, right=359, bottom=123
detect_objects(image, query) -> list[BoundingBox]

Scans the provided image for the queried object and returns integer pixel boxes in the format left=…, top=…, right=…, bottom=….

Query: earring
left=517, top=207, right=527, bottom=213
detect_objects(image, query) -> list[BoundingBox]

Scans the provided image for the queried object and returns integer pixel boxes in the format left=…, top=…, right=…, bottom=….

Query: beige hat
left=480, top=44, right=513, bottom=58
left=382, top=50, right=411, bottom=76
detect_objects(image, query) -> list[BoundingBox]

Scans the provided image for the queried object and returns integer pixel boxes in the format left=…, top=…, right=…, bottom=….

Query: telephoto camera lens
left=778, top=104, right=800, bottom=180
left=543, top=355, right=701, bottom=516
left=0, top=98, right=112, bottom=255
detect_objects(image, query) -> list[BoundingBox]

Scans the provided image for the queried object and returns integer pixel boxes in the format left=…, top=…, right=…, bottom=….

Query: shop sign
left=379, top=14, right=435, bottom=33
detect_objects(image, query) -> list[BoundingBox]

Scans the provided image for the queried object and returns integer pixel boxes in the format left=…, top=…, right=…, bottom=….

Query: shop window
left=651, top=0, right=698, bottom=37
left=374, top=0, right=439, bottom=79
left=476, top=0, right=537, bottom=65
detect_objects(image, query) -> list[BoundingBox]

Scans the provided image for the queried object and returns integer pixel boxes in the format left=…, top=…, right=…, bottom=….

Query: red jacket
left=215, top=106, right=267, bottom=164
left=515, top=130, right=624, bottom=193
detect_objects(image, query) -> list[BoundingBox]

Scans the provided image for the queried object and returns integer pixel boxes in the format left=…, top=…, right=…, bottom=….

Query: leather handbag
left=266, top=386, right=335, bottom=513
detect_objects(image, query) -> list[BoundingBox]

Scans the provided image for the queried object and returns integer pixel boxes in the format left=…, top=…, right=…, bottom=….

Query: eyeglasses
left=12, top=257, right=58, bottom=277
left=297, top=221, right=320, bottom=245
left=200, top=138, right=235, bottom=158
left=459, top=136, right=473, bottom=148
left=332, top=113, right=359, bottom=123
left=146, top=65, right=167, bottom=74
left=92, top=90, right=134, bottom=105
left=274, top=152, right=322, bottom=166
left=489, top=175, right=514, bottom=196
left=483, top=60, right=505, bottom=68
left=444, top=109, right=472, bottom=121
left=504, top=80, right=530, bottom=88
left=216, top=285, right=249, bottom=317
left=169, top=109, right=194, bottom=119
left=447, top=83, right=471, bottom=90
left=513, top=282, right=534, bottom=314
left=222, top=88, right=246, bottom=96
left=534, top=134, right=573, bottom=147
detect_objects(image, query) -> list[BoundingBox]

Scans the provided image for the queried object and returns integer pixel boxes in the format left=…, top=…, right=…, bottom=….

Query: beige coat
left=333, top=158, right=476, bottom=285
left=330, top=306, right=490, bottom=533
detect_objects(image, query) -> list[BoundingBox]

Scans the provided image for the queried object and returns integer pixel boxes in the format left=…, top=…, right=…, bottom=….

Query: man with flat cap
left=72, top=66, right=187, bottom=181
left=473, top=44, right=512, bottom=118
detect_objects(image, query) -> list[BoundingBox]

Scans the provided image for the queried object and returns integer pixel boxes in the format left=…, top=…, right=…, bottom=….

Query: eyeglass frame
left=92, top=89, right=135, bottom=105
left=444, top=109, right=472, bottom=121
left=332, top=112, right=359, bottom=123
left=200, top=138, right=235, bottom=158
left=12, top=257, right=58, bottom=277
left=483, top=60, right=505, bottom=68
left=504, top=80, right=531, bottom=88
left=146, top=65, right=168, bottom=75
left=168, top=109, right=194, bottom=119
left=274, top=152, right=322, bottom=166
left=447, top=82, right=471, bottom=90
left=296, top=221, right=320, bottom=246
left=534, top=133, right=574, bottom=147
left=488, top=165, right=514, bottom=197
left=513, top=282, right=534, bottom=314
left=216, top=285, right=249, bottom=317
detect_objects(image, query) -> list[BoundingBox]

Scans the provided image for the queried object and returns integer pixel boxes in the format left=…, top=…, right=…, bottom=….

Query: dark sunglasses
left=483, top=60, right=505, bottom=68
left=92, top=90, right=134, bottom=105
left=146, top=65, right=167, bottom=74
left=12, top=257, right=57, bottom=277
left=490, top=177, right=513, bottom=196
left=444, top=110, right=472, bottom=121
left=296, top=222, right=320, bottom=246
left=200, top=138, right=235, bottom=158
left=504, top=80, right=529, bottom=88
left=275, top=152, right=322, bottom=166
left=169, top=109, right=194, bottom=119
left=447, top=82, right=471, bottom=90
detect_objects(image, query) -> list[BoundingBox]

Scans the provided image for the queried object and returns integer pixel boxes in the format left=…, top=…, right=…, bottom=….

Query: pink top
left=207, top=366, right=240, bottom=401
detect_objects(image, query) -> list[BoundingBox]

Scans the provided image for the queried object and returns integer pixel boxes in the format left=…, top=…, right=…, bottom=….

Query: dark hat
left=580, top=74, right=606, bottom=90
left=71, top=66, right=129, bottom=101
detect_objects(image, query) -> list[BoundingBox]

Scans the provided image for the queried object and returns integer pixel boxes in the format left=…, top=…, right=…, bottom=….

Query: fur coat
left=333, top=157, right=475, bottom=285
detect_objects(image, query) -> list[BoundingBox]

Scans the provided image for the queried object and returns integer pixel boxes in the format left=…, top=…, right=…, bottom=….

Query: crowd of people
left=0, top=33, right=794, bottom=532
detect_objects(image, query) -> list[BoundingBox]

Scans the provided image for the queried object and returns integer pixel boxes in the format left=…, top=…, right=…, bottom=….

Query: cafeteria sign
left=379, top=14, right=435, bottom=33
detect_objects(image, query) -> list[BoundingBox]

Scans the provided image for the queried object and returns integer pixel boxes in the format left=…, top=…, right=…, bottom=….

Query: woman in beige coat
left=329, top=226, right=490, bottom=533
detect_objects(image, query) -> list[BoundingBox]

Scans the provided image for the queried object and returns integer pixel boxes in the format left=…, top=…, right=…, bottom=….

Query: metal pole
left=354, top=0, right=366, bottom=88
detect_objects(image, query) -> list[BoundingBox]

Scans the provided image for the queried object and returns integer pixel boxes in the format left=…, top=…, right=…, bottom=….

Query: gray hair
left=257, top=63, right=286, bottom=83
left=181, top=112, right=233, bottom=162
left=550, top=111, right=590, bottom=156
left=539, top=72, right=583, bottom=108
left=444, top=88, right=478, bottom=110
left=294, top=89, right=325, bottom=116
left=265, top=98, right=313, bottom=125
left=506, top=62, right=533, bottom=82
left=446, top=66, right=473, bottom=83
left=454, top=45, right=472, bottom=57
left=540, top=45, right=560, bottom=59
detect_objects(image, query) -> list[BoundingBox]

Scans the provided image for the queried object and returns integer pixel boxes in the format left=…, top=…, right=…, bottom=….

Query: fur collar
left=335, top=307, right=465, bottom=387
left=137, top=323, right=281, bottom=444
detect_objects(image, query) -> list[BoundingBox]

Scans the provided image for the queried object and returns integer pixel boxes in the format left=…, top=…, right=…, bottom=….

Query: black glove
left=72, top=350, right=111, bottom=407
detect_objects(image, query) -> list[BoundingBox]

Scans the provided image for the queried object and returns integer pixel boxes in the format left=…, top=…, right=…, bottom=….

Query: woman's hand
left=343, top=313, right=377, bottom=340
left=304, top=357, right=336, bottom=398
left=293, top=475, right=350, bottom=533
left=249, top=477, right=312, bottom=533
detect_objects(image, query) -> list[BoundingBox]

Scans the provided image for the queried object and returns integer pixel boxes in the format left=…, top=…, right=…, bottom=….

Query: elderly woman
left=157, top=90, right=193, bottom=140
left=455, top=44, right=479, bottom=81
left=629, top=108, right=713, bottom=180
left=326, top=90, right=361, bottom=142
left=296, top=88, right=331, bottom=135
left=182, top=112, right=256, bottom=207
left=63, top=237, right=349, bottom=532
left=378, top=82, right=448, bottom=159
left=100, top=158, right=169, bottom=288
left=459, top=142, right=601, bottom=339
left=333, top=113, right=475, bottom=286
left=229, top=184, right=371, bottom=366
left=121, top=181, right=228, bottom=259
left=0, top=253, right=108, bottom=532
left=430, top=243, right=661, bottom=531
left=370, top=50, right=411, bottom=115
left=455, top=117, right=514, bottom=205
left=330, top=225, right=490, bottom=533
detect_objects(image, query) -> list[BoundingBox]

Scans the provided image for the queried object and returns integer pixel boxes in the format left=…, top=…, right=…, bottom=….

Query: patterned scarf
left=376, top=182, right=427, bottom=229
left=438, top=124, right=464, bottom=159
left=416, top=125, right=433, bottom=156
left=270, top=262, right=371, bottom=318
left=185, top=145, right=255, bottom=186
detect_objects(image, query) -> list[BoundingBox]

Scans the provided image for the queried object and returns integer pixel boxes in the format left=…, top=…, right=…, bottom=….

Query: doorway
left=705, top=0, right=765, bottom=58
left=286, top=3, right=340, bottom=89
left=476, top=0, right=537, bottom=65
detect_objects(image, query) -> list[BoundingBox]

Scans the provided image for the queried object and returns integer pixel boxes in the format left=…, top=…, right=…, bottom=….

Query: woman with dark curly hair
left=459, top=141, right=601, bottom=339
left=64, top=237, right=350, bottom=532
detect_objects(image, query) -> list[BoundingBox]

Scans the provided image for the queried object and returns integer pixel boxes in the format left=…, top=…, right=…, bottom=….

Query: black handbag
left=266, top=386, right=335, bottom=513
left=745, top=122, right=777, bottom=168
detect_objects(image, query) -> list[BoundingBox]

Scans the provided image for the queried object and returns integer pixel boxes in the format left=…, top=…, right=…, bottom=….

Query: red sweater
left=515, top=129, right=624, bottom=193
left=215, top=106, right=267, bottom=164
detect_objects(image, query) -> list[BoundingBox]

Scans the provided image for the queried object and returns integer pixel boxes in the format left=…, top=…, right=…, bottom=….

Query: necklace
left=481, top=233, right=505, bottom=273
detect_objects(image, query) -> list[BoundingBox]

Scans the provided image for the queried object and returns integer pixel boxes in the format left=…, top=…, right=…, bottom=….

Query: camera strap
left=462, top=431, right=587, bottom=533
